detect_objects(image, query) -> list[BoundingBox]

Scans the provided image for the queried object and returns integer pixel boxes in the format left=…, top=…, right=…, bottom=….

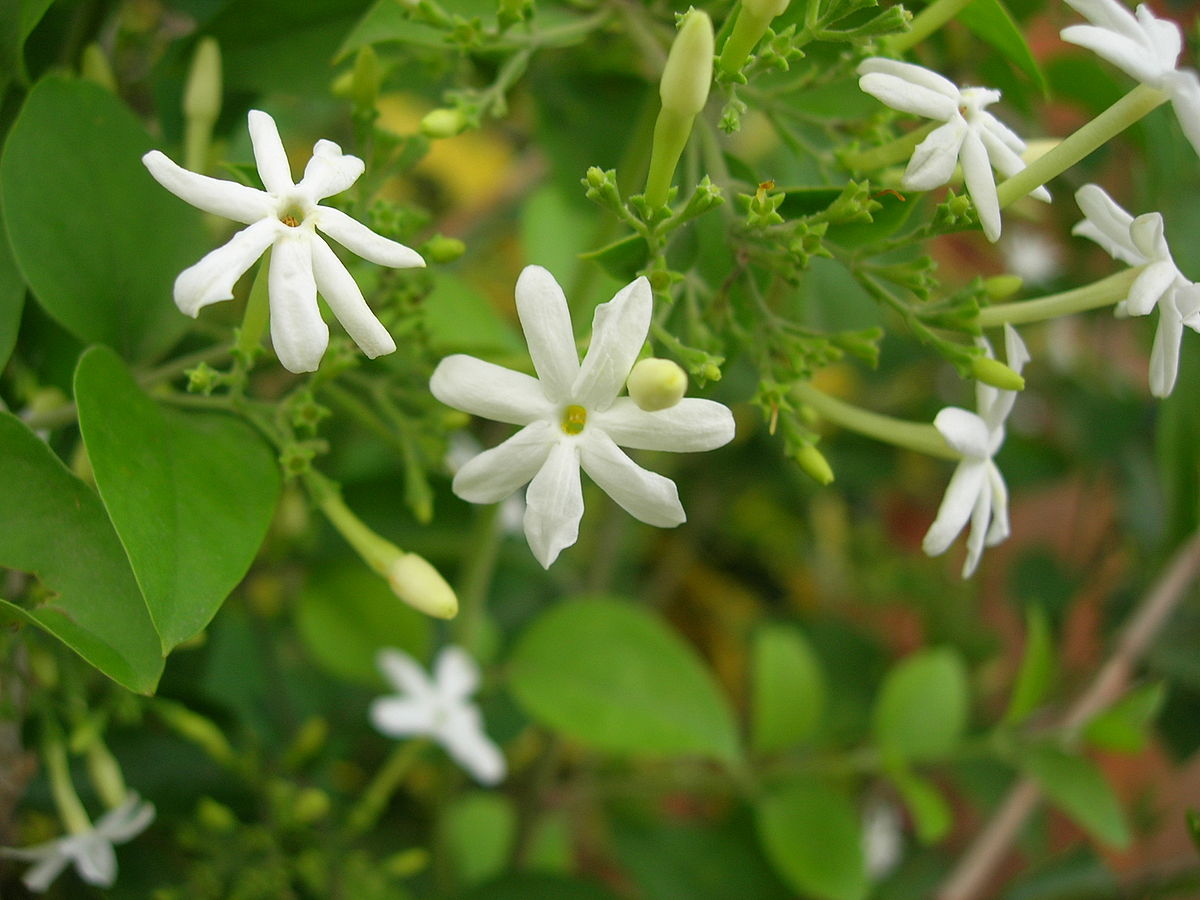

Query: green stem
left=793, top=382, right=959, bottom=460
left=645, top=106, right=696, bottom=209
left=453, top=504, right=503, bottom=657
left=236, top=251, right=272, bottom=361
left=345, top=739, right=428, bottom=838
left=44, top=729, right=92, bottom=835
left=887, top=0, right=976, bottom=53
left=717, top=7, right=773, bottom=76
left=977, top=267, right=1141, bottom=327
left=996, top=84, right=1169, bottom=208
left=842, top=122, right=937, bottom=174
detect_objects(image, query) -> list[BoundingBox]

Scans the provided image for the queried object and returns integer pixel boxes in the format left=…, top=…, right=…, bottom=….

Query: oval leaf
left=507, top=598, right=740, bottom=761
left=1022, top=746, right=1131, bottom=848
left=75, top=345, right=281, bottom=652
left=441, top=792, right=517, bottom=889
left=873, top=648, right=969, bottom=763
left=0, top=412, right=162, bottom=693
left=0, top=204, right=23, bottom=370
left=1, top=75, right=207, bottom=361
left=958, top=0, right=1048, bottom=93
left=751, top=624, right=827, bottom=753
left=754, top=776, right=868, bottom=900
left=1004, top=605, right=1055, bottom=724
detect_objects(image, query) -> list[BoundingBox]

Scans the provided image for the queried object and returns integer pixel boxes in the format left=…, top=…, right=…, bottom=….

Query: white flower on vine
left=369, top=645, right=505, bottom=785
left=1073, top=184, right=1200, bottom=396
left=1061, top=0, right=1200, bottom=156
left=923, top=325, right=1030, bottom=577
left=143, top=109, right=423, bottom=373
left=0, top=792, right=155, bottom=893
left=430, top=266, right=736, bottom=568
left=857, top=58, right=1050, bottom=242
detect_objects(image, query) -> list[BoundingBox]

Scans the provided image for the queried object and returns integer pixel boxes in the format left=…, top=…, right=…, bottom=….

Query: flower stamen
left=280, top=214, right=300, bottom=227
left=561, top=404, right=587, bottom=435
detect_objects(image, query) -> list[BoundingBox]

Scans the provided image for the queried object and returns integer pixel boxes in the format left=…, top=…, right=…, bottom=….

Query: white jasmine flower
left=862, top=798, right=904, bottom=879
left=369, top=645, right=505, bottom=785
left=1061, top=0, right=1200, bottom=156
left=1072, top=184, right=1200, bottom=396
left=143, top=109, right=423, bottom=373
left=857, top=58, right=1050, bottom=242
left=1, top=792, right=155, bottom=893
left=430, top=266, right=736, bottom=568
left=923, top=325, right=1030, bottom=577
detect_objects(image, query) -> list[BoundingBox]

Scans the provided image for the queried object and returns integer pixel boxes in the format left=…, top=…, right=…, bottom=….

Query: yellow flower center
left=561, top=404, right=587, bottom=435
left=281, top=214, right=301, bottom=227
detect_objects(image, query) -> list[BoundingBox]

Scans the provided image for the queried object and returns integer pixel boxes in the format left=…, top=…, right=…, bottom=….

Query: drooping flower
left=1072, top=184, right=1200, bottom=396
left=1061, top=0, right=1200, bottom=156
left=143, top=109, right=424, bottom=373
left=369, top=645, right=505, bottom=785
left=923, top=324, right=1030, bottom=577
left=429, top=266, right=736, bottom=568
left=857, top=58, right=1050, bottom=242
left=0, top=792, right=155, bottom=893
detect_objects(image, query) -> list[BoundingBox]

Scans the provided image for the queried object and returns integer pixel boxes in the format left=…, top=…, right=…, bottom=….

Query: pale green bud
left=744, top=0, right=791, bottom=16
left=983, top=275, right=1023, bottom=300
left=420, top=107, right=468, bottom=139
left=389, top=553, right=459, bottom=619
left=972, top=356, right=1025, bottom=391
left=85, top=742, right=128, bottom=810
left=183, top=38, right=222, bottom=123
left=292, top=788, right=331, bottom=824
left=80, top=44, right=117, bottom=93
left=155, top=700, right=235, bottom=765
left=660, top=10, right=714, bottom=115
left=795, top=443, right=835, bottom=486
left=350, top=45, right=381, bottom=112
left=197, top=797, right=238, bottom=833
left=719, top=0, right=790, bottom=75
left=627, top=358, right=688, bottom=411
left=421, top=234, right=466, bottom=263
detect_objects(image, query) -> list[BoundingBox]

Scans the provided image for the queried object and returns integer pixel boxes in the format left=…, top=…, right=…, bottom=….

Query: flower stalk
left=793, top=382, right=959, bottom=460
left=886, top=0, right=975, bottom=53
left=718, top=0, right=790, bottom=76
left=44, top=734, right=91, bottom=836
left=977, top=267, right=1141, bottom=327
left=345, top=739, right=428, bottom=837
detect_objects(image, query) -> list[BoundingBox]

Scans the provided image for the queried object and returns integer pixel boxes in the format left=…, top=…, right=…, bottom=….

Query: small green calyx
left=562, top=404, right=588, bottom=435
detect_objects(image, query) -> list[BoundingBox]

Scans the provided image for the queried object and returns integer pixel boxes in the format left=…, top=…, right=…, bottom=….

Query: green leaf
left=1003, top=605, right=1055, bottom=724
left=441, top=792, right=517, bottom=889
left=507, top=598, right=741, bottom=762
left=873, top=648, right=969, bottom=763
left=74, top=345, right=280, bottom=652
left=751, top=624, right=826, bottom=753
left=0, top=0, right=54, bottom=93
left=423, top=274, right=524, bottom=357
left=579, top=234, right=650, bottom=284
left=0, top=203, right=24, bottom=370
left=337, top=0, right=448, bottom=57
left=459, top=874, right=619, bottom=900
left=296, top=565, right=431, bottom=684
left=958, top=0, right=1047, bottom=93
left=0, top=75, right=207, bottom=361
left=0, top=412, right=162, bottom=693
left=1022, top=746, right=1131, bottom=848
left=891, top=768, right=952, bottom=844
left=1083, top=682, right=1166, bottom=753
left=754, top=776, right=868, bottom=900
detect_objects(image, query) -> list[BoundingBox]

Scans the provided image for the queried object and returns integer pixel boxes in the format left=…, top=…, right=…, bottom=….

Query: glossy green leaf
left=959, top=0, right=1048, bottom=93
left=755, top=776, right=868, bottom=900
left=423, top=274, right=524, bottom=357
left=441, top=792, right=516, bottom=888
left=873, top=648, right=969, bottom=763
left=1083, top=682, right=1166, bottom=753
left=1022, top=746, right=1131, bottom=848
left=507, top=598, right=741, bottom=762
left=337, top=0, right=448, bottom=57
left=0, top=75, right=207, bottom=361
left=579, top=234, right=650, bottom=284
left=751, top=624, right=826, bottom=753
left=0, top=0, right=54, bottom=93
left=75, top=346, right=280, bottom=652
left=0, top=412, right=162, bottom=693
left=0, top=204, right=23, bottom=370
left=1004, top=605, right=1055, bottom=724
left=296, top=565, right=431, bottom=684
left=892, top=768, right=952, bottom=844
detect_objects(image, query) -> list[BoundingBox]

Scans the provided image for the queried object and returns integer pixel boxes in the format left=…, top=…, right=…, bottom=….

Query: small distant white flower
left=430, top=266, right=735, bottom=568
left=857, top=58, right=1050, bottom=242
left=143, top=109, right=424, bottom=373
left=0, top=792, right=155, bottom=893
left=1002, top=228, right=1063, bottom=286
left=1061, top=0, right=1200, bottom=156
left=862, top=798, right=904, bottom=879
left=1073, top=184, right=1200, bottom=396
left=923, top=324, right=1030, bottom=577
left=370, top=645, right=505, bottom=785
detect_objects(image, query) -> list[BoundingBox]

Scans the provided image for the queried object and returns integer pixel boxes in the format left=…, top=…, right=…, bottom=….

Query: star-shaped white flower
left=0, top=792, right=155, bottom=893
left=857, top=58, right=1050, bottom=243
left=430, top=266, right=736, bottom=568
left=1073, top=184, right=1200, bottom=396
left=369, top=645, right=505, bottom=785
left=923, top=324, right=1030, bottom=577
left=143, top=109, right=424, bottom=373
left=1061, top=0, right=1200, bottom=157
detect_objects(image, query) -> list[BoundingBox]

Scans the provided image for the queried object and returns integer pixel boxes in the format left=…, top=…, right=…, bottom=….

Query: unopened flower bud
left=983, top=274, right=1023, bottom=300
left=183, top=38, right=222, bottom=123
left=627, top=358, right=688, bottom=411
left=795, top=443, right=835, bottom=486
left=389, top=553, right=458, bottom=619
left=660, top=9, right=715, bottom=116
left=80, top=44, right=117, bottom=93
left=155, top=699, right=235, bottom=765
left=420, top=107, right=468, bottom=139
left=350, top=45, right=381, bottom=113
left=385, top=848, right=431, bottom=878
left=197, top=797, right=238, bottom=833
left=421, top=234, right=466, bottom=263
left=972, top=355, right=1025, bottom=391
left=719, top=0, right=791, bottom=76
left=85, top=742, right=128, bottom=810
left=292, top=787, right=331, bottom=824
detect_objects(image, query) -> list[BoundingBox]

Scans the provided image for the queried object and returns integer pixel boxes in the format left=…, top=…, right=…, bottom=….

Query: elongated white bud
left=660, top=9, right=715, bottom=115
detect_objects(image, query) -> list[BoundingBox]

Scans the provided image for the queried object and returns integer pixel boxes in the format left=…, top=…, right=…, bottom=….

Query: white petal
left=1136, top=5, right=1182, bottom=66
left=72, top=835, right=117, bottom=888
left=857, top=58, right=961, bottom=102
left=1149, top=300, right=1186, bottom=397
left=960, top=128, right=1002, bottom=241
left=1004, top=323, right=1031, bottom=375
left=299, top=140, right=365, bottom=202
left=314, top=206, right=425, bottom=268
left=984, top=462, right=1011, bottom=547
left=18, top=845, right=72, bottom=892
left=902, top=119, right=967, bottom=190
left=369, top=696, right=437, bottom=737
left=439, top=706, right=506, bottom=785
left=1129, top=212, right=1168, bottom=260
left=430, top=355, right=554, bottom=426
left=578, top=430, right=685, bottom=528
left=1169, top=69, right=1200, bottom=158
left=961, top=474, right=993, bottom=578
left=523, top=440, right=584, bottom=568
left=95, top=795, right=155, bottom=844
left=1059, top=24, right=1162, bottom=83
left=452, top=422, right=556, bottom=503
left=309, top=236, right=395, bottom=358
left=1127, top=261, right=1179, bottom=316
left=377, top=648, right=433, bottom=696
left=514, top=265, right=580, bottom=402
left=247, top=109, right=294, bottom=195
left=142, top=151, right=274, bottom=224
left=434, top=646, right=480, bottom=700
left=858, top=72, right=959, bottom=120
left=977, top=110, right=1027, bottom=154
left=933, top=407, right=992, bottom=458
left=1072, top=185, right=1144, bottom=266
left=572, top=276, right=653, bottom=411
left=173, top=218, right=280, bottom=316
left=268, top=233, right=327, bottom=373
left=1064, top=0, right=1141, bottom=36
left=922, top=460, right=988, bottom=557
left=590, top=397, right=735, bottom=452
